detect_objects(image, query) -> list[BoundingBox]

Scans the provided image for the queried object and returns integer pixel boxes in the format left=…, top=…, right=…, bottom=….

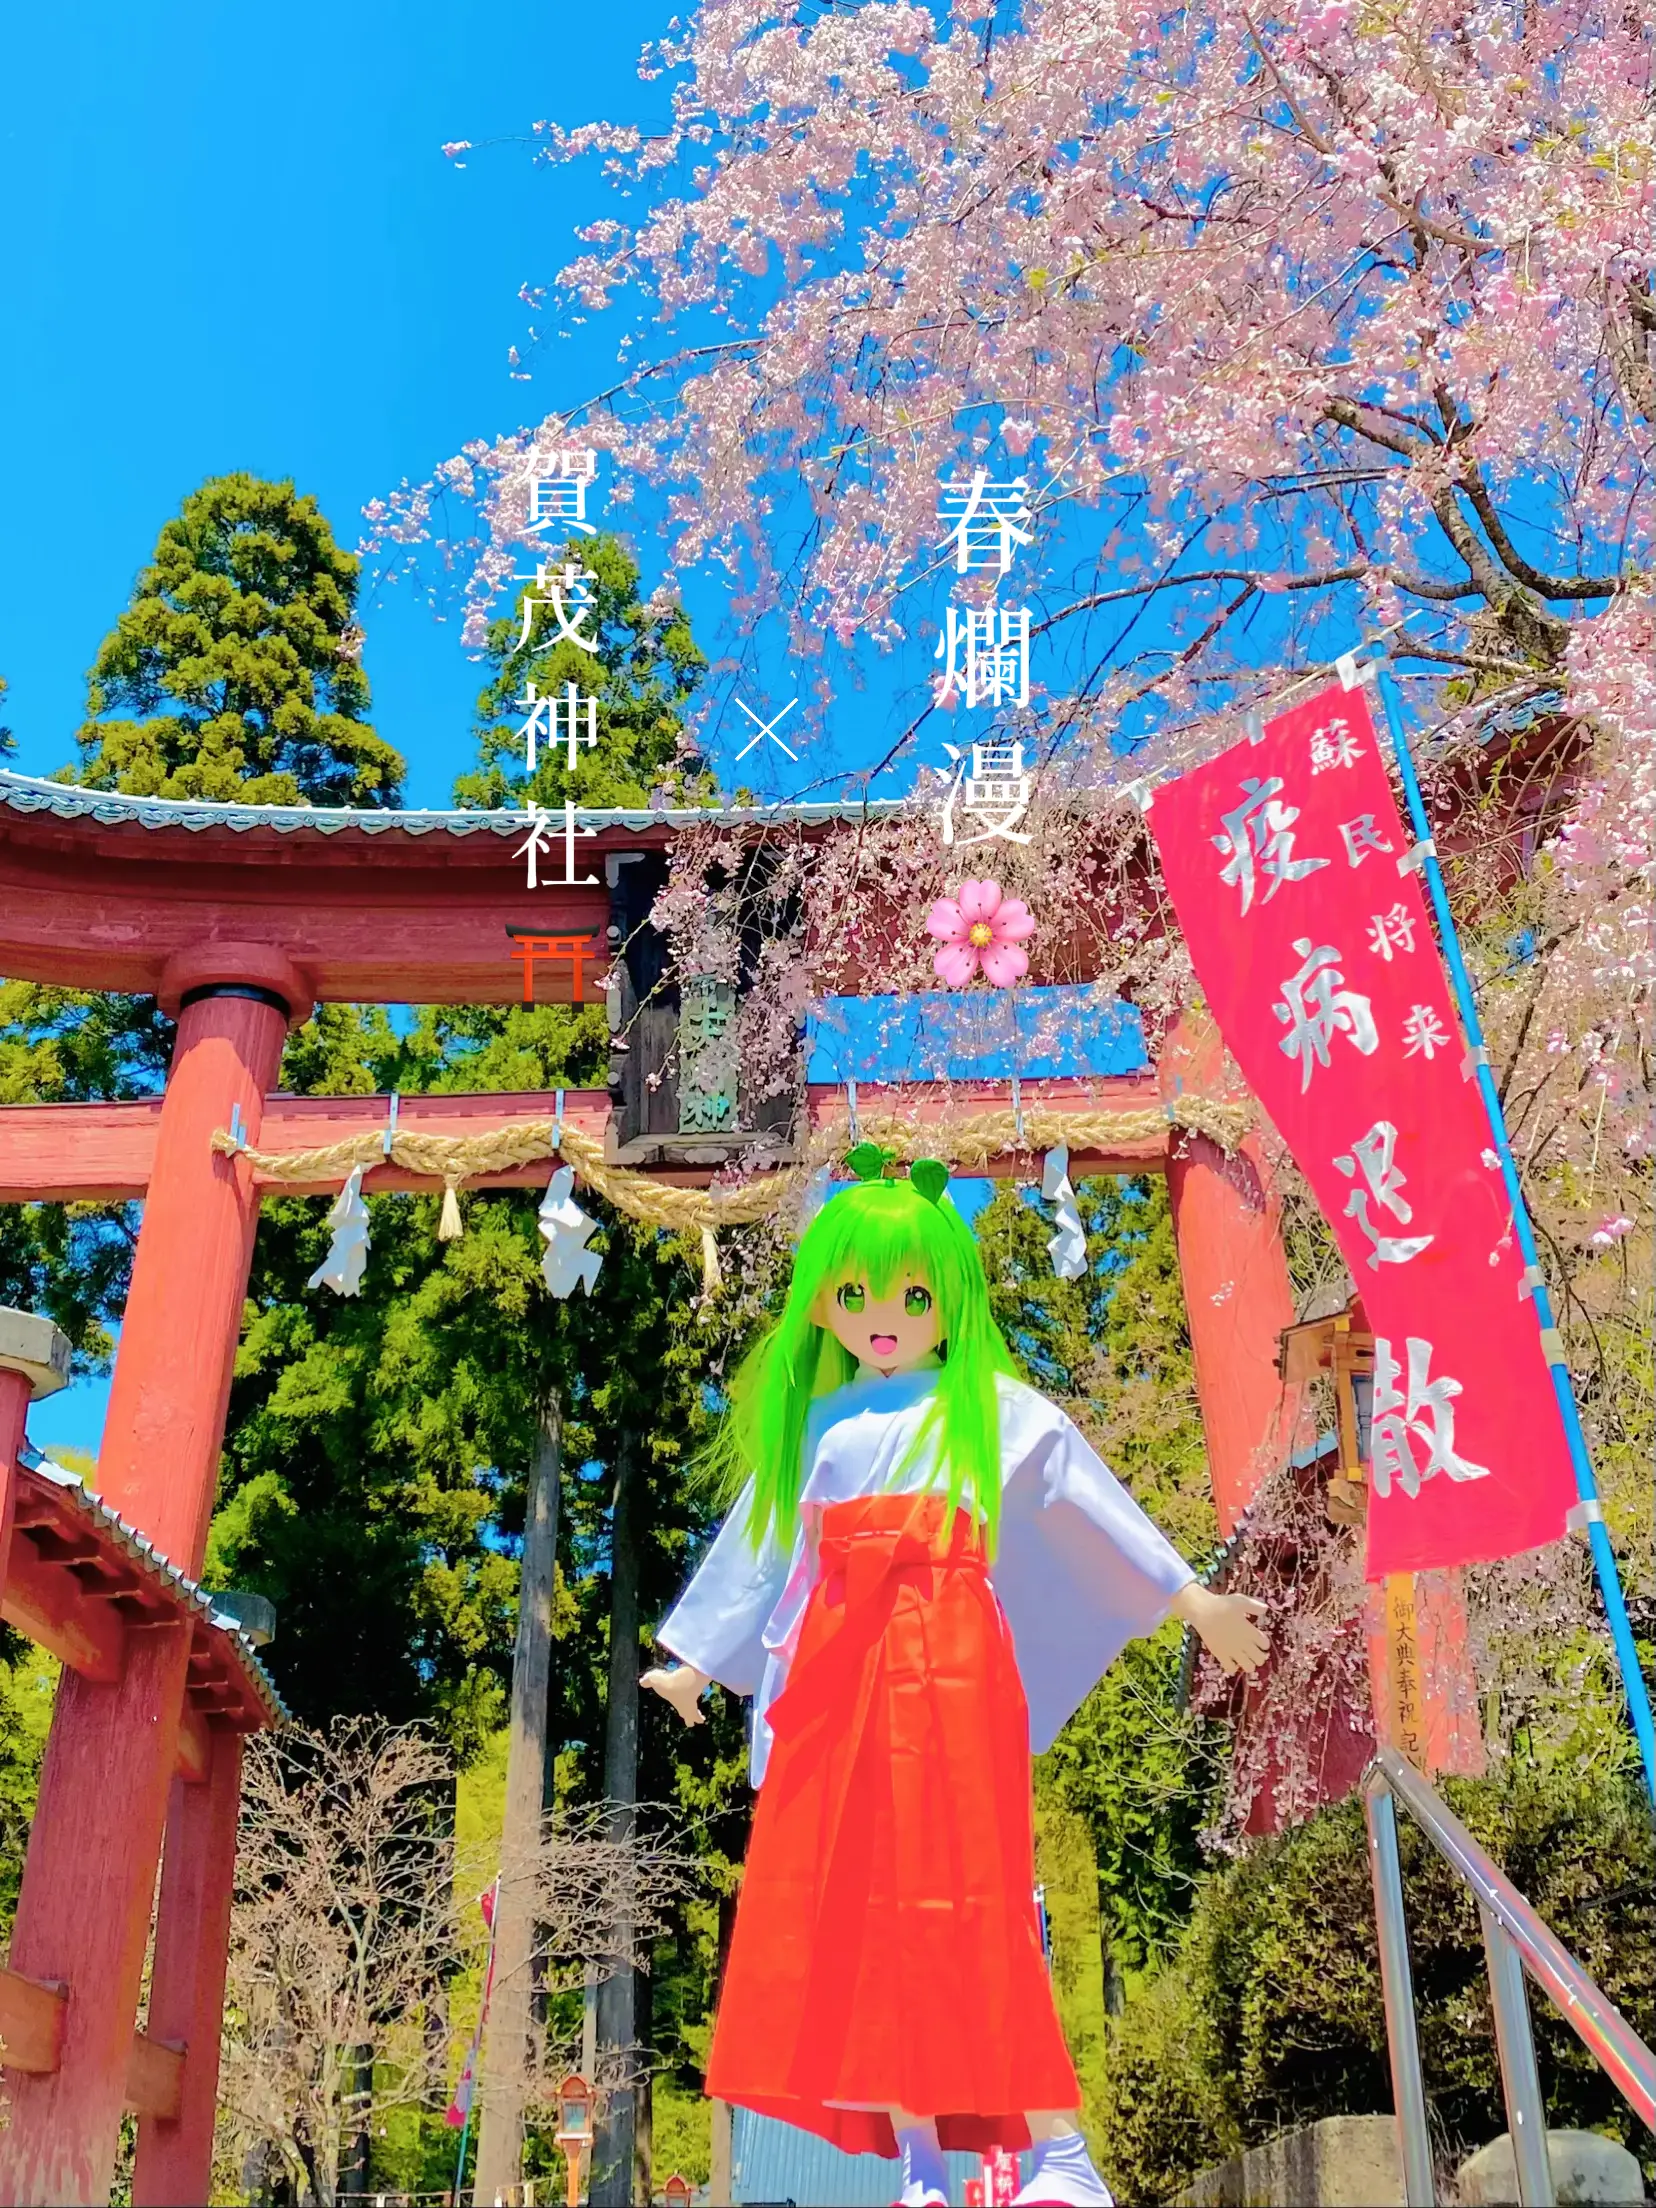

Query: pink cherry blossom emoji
left=926, top=878, right=1036, bottom=987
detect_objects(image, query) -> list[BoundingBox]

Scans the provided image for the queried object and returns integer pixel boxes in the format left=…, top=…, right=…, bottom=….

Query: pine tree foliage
left=71, top=472, right=404, bottom=807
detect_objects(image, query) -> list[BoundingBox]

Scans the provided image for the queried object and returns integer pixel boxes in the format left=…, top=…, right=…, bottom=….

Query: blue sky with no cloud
left=1, top=1, right=696, bottom=806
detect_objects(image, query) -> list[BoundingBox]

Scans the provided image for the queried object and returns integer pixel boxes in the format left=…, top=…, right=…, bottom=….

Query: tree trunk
left=1103, top=1941, right=1126, bottom=2017
left=474, top=1399, right=564, bottom=2204
left=338, top=2043, right=372, bottom=2199
left=633, top=1949, right=653, bottom=2205
left=592, top=1438, right=642, bottom=2206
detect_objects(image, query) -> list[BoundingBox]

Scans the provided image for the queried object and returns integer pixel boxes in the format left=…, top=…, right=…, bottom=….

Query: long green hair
left=713, top=1178, right=1019, bottom=1555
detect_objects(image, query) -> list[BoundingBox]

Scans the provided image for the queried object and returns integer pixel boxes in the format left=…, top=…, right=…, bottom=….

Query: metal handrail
left=1363, top=1748, right=1656, bottom=2208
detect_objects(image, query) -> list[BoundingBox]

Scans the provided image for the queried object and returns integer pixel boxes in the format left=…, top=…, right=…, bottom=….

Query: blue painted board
left=806, top=988, right=1147, bottom=1085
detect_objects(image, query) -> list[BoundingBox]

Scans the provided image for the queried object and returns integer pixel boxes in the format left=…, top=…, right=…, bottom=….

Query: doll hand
left=641, top=1663, right=711, bottom=1727
left=1170, top=1583, right=1270, bottom=1676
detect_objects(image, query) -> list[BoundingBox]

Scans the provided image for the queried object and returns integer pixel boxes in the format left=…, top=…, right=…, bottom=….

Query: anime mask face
left=810, top=1273, right=943, bottom=1377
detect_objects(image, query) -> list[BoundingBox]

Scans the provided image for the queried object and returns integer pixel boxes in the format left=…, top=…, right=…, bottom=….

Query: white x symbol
left=732, top=697, right=799, bottom=762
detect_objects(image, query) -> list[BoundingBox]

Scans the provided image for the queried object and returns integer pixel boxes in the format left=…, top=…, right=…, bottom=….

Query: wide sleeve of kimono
left=655, top=1481, right=791, bottom=1699
left=990, top=1378, right=1196, bottom=1753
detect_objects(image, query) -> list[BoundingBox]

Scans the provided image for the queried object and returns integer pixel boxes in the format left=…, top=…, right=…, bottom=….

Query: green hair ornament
left=845, top=1143, right=948, bottom=1205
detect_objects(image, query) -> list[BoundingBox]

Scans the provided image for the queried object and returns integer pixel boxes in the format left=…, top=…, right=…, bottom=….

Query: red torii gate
left=0, top=770, right=1301, bottom=2205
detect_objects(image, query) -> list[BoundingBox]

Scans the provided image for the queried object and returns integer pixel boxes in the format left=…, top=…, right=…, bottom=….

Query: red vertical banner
left=1149, top=679, right=1575, bottom=1579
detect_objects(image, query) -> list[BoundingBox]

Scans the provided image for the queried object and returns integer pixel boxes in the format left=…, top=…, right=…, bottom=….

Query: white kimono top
left=657, top=1367, right=1196, bottom=1784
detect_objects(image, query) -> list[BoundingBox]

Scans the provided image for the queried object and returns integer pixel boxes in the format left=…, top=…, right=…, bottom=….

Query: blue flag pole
left=1374, top=660, right=1655, bottom=1804
left=453, top=2102, right=474, bottom=2207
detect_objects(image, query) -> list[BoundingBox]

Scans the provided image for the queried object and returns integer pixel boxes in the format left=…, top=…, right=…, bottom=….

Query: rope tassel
left=438, top=1183, right=465, bottom=1241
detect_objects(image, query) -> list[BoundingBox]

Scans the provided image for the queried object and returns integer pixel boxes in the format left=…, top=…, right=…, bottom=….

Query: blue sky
left=2, top=0, right=1047, bottom=811
left=0, top=0, right=693, bottom=808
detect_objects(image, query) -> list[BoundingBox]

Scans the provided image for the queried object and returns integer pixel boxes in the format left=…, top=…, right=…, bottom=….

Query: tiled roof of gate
left=16, top=1443, right=288, bottom=1726
left=0, top=768, right=907, bottom=839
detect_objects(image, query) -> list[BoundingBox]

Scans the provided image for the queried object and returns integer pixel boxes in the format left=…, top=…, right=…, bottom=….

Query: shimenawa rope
left=210, top=1095, right=1251, bottom=1251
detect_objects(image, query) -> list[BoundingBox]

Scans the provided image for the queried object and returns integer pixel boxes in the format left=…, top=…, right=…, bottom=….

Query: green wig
left=713, top=1175, right=1019, bottom=1555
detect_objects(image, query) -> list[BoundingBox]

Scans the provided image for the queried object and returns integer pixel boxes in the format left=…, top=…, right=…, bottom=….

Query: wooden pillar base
left=0, top=1622, right=193, bottom=2207
left=133, top=1726, right=247, bottom=2208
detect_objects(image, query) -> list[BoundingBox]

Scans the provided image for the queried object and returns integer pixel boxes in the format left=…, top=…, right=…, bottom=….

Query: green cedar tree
left=0, top=472, right=405, bottom=1357
left=71, top=472, right=404, bottom=806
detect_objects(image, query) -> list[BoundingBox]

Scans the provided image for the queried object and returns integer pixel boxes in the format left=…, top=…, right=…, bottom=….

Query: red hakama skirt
left=706, top=1493, right=1080, bottom=2159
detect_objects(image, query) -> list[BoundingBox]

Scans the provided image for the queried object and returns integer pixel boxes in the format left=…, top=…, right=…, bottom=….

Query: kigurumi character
left=644, top=1149, right=1268, bottom=2208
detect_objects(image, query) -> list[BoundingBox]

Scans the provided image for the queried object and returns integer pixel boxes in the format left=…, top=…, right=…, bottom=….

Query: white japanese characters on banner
left=1149, top=679, right=1577, bottom=1580
left=931, top=469, right=1038, bottom=849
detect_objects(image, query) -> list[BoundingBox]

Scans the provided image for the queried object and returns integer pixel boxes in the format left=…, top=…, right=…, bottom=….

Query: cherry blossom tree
left=376, top=0, right=1651, bottom=1792
left=217, top=1720, right=695, bottom=2204
left=393, top=0, right=1650, bottom=1082
left=403, top=0, right=1650, bottom=721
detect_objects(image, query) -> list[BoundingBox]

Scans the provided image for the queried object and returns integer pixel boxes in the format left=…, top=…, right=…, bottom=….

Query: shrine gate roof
left=13, top=1442, right=285, bottom=1731
left=0, top=767, right=907, bottom=1009
left=0, top=768, right=904, bottom=840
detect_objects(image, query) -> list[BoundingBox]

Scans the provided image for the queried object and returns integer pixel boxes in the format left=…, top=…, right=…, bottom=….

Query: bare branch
left=1452, top=469, right=1624, bottom=600
left=218, top=1721, right=699, bottom=2206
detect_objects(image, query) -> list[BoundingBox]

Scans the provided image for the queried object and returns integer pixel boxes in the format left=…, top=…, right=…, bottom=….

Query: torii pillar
left=1158, top=1008, right=1301, bottom=1535
left=0, top=947, right=307, bottom=2208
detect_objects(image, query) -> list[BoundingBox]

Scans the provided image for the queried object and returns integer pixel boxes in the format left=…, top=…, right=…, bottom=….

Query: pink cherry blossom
left=926, top=879, right=1036, bottom=988
left=393, top=0, right=1651, bottom=725
left=1589, top=1215, right=1637, bottom=1249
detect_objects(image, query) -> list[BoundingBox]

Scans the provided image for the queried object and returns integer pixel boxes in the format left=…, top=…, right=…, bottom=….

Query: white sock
left=1012, top=2129, right=1114, bottom=2206
left=896, top=2120, right=949, bottom=2206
